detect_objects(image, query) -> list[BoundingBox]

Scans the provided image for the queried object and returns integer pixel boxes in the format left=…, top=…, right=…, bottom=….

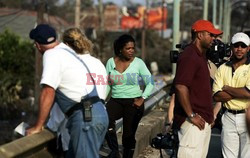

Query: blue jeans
left=66, top=102, right=109, bottom=158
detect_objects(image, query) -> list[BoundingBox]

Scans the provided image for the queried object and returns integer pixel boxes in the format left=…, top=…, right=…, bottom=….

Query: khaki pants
left=177, top=120, right=211, bottom=158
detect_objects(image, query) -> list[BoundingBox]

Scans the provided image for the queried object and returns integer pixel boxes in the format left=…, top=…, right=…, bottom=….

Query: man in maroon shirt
left=173, top=19, right=222, bottom=158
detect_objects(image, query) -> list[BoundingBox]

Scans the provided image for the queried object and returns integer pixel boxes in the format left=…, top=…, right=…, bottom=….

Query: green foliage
left=0, top=0, right=35, bottom=10
left=0, top=29, right=35, bottom=108
left=81, top=0, right=94, bottom=9
left=144, top=30, right=172, bottom=74
left=128, top=29, right=172, bottom=74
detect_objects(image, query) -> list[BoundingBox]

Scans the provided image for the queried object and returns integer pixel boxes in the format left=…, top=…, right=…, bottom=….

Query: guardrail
left=115, top=79, right=169, bottom=130
left=0, top=79, right=172, bottom=158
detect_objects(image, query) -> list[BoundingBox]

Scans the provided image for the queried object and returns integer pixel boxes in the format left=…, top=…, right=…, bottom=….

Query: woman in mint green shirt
left=105, top=34, right=154, bottom=158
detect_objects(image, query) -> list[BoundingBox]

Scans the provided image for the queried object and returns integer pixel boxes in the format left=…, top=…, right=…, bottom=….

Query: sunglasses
left=202, top=32, right=216, bottom=38
left=233, top=43, right=248, bottom=48
left=207, top=33, right=216, bottom=37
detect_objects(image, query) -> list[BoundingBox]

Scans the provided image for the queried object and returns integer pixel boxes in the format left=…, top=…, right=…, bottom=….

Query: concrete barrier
left=0, top=129, right=55, bottom=158
left=134, top=109, right=166, bottom=157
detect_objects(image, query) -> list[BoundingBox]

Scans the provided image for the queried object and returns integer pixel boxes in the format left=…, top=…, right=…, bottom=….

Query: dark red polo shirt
left=173, top=44, right=213, bottom=128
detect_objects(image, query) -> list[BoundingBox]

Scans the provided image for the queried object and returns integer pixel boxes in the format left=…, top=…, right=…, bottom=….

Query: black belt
left=65, top=96, right=104, bottom=117
left=227, top=109, right=246, bottom=114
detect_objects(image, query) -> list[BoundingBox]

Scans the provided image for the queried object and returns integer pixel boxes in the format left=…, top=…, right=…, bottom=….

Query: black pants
left=106, top=97, right=144, bottom=149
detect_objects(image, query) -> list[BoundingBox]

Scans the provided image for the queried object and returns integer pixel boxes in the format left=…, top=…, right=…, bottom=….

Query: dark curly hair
left=113, top=34, right=135, bottom=56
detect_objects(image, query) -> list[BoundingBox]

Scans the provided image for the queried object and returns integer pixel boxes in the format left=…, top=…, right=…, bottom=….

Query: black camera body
left=170, top=43, right=188, bottom=63
left=151, top=129, right=179, bottom=158
left=151, top=133, right=175, bottom=149
left=207, top=39, right=231, bottom=67
left=170, top=39, right=232, bottom=67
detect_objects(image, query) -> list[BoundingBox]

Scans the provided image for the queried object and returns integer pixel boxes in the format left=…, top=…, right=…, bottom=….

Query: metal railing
left=0, top=79, right=171, bottom=158
left=115, top=80, right=169, bottom=130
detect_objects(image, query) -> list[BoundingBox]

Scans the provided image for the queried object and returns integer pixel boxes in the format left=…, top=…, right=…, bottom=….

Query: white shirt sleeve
left=40, top=50, right=62, bottom=89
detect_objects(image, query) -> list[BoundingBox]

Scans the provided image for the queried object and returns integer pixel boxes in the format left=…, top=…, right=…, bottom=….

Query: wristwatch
left=188, top=112, right=196, bottom=119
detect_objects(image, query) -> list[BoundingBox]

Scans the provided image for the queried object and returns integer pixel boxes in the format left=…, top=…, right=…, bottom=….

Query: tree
left=0, top=29, right=35, bottom=109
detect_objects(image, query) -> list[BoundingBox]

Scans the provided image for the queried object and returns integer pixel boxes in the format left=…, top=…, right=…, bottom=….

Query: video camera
left=170, top=39, right=232, bottom=67
left=170, top=43, right=188, bottom=63
left=151, top=133, right=175, bottom=149
left=151, top=129, right=179, bottom=158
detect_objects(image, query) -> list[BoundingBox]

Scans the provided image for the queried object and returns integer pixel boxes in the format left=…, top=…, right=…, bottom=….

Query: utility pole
left=227, top=2, right=231, bottom=41
left=75, top=0, right=81, bottom=28
left=213, top=0, right=217, bottom=25
left=161, top=0, right=166, bottom=38
left=219, top=0, right=223, bottom=29
left=141, top=0, right=148, bottom=61
left=222, top=0, right=231, bottom=42
left=172, top=0, right=180, bottom=76
left=98, top=0, right=104, bottom=31
left=34, top=0, right=45, bottom=111
left=97, top=0, right=104, bottom=61
left=222, top=0, right=227, bottom=41
left=203, top=0, right=208, bottom=20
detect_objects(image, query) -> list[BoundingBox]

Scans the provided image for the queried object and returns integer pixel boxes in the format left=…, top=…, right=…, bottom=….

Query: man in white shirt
left=26, top=24, right=108, bottom=158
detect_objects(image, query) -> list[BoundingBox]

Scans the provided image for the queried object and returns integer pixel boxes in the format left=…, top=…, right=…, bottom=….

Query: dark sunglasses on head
left=233, top=43, right=248, bottom=48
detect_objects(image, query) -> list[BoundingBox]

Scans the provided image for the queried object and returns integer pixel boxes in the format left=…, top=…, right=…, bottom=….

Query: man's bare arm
left=175, top=84, right=205, bottom=130
left=213, top=91, right=233, bottom=102
left=175, top=84, right=193, bottom=117
left=26, top=85, right=55, bottom=135
left=223, top=86, right=250, bottom=99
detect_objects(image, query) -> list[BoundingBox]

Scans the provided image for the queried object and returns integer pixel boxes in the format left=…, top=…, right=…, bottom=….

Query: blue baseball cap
left=29, top=24, right=57, bottom=44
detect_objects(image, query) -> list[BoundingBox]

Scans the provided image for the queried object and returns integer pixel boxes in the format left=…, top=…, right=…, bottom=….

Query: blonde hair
left=63, top=28, right=93, bottom=54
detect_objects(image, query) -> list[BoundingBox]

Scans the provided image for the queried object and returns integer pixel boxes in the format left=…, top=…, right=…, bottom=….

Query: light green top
left=106, top=57, right=154, bottom=99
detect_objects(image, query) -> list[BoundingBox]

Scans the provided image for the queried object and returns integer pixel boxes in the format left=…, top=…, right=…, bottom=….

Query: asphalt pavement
left=207, top=128, right=223, bottom=158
